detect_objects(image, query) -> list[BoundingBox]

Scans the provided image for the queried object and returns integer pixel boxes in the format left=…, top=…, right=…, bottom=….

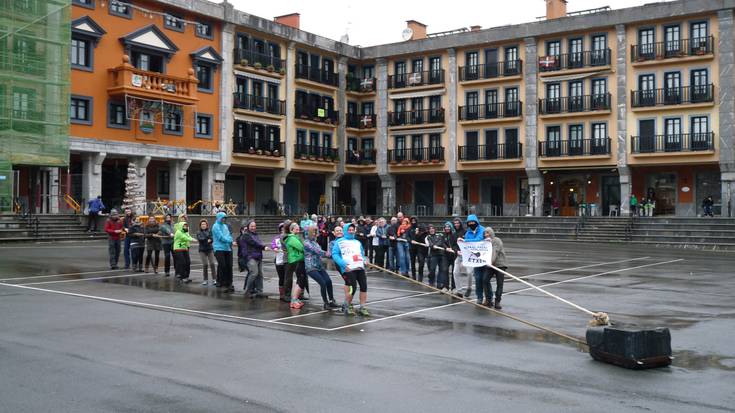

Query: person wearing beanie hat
left=104, top=209, right=124, bottom=269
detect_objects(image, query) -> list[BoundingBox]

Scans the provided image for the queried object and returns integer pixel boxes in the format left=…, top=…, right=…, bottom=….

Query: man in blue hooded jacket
left=457, top=214, right=489, bottom=304
left=332, top=223, right=369, bottom=316
left=212, top=212, right=234, bottom=292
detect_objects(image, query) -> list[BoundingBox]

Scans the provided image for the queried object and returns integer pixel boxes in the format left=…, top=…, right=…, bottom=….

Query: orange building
left=69, top=0, right=224, bottom=211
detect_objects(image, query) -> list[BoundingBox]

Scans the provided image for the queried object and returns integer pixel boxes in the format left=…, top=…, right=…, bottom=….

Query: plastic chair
left=609, top=205, right=618, bottom=216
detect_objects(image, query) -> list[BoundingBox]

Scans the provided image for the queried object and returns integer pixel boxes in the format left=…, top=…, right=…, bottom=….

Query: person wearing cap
left=104, top=209, right=124, bottom=269
left=212, top=211, right=234, bottom=293
left=122, top=208, right=134, bottom=269
left=159, top=214, right=175, bottom=276
left=238, top=219, right=268, bottom=298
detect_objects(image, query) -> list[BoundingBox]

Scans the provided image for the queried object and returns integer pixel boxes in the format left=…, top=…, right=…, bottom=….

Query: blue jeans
left=387, top=245, right=397, bottom=270
left=123, top=237, right=132, bottom=268
left=396, top=242, right=410, bottom=274
left=307, top=269, right=335, bottom=303
left=473, top=267, right=492, bottom=302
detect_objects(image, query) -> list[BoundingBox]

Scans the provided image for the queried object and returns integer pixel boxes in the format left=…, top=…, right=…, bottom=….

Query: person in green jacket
left=630, top=194, right=638, bottom=217
left=173, top=221, right=194, bottom=283
left=284, top=222, right=307, bottom=309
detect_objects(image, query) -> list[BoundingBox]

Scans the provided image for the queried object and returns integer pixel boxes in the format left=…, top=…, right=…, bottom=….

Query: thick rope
left=366, top=262, right=588, bottom=348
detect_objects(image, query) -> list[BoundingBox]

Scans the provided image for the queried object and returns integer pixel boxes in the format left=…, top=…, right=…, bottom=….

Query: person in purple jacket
left=237, top=220, right=269, bottom=298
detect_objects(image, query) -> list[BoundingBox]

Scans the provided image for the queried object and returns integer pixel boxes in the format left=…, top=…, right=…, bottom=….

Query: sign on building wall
left=212, top=181, right=224, bottom=202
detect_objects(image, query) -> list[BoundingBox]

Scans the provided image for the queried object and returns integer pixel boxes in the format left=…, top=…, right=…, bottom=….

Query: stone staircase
left=575, top=216, right=632, bottom=243
left=628, top=217, right=735, bottom=251
left=0, top=214, right=106, bottom=243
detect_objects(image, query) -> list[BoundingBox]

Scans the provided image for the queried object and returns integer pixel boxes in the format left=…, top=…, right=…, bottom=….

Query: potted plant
left=240, top=59, right=249, bottom=66
left=248, top=147, right=255, bottom=154
left=272, top=149, right=280, bottom=157
left=431, top=159, right=440, bottom=164
left=264, top=150, right=272, bottom=156
left=267, top=64, right=275, bottom=72
left=309, top=155, right=316, bottom=161
left=254, top=62, right=262, bottom=69
left=300, top=154, right=307, bottom=160
left=256, top=149, right=263, bottom=155
left=278, top=68, right=286, bottom=75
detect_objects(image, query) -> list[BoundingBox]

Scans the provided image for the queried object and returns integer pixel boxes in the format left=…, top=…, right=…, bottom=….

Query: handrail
left=64, top=193, right=81, bottom=213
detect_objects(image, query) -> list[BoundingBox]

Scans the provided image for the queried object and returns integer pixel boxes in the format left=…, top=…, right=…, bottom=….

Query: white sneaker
left=201, top=281, right=208, bottom=286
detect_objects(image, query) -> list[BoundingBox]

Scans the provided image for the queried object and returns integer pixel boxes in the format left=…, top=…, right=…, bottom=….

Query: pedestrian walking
left=173, top=222, right=193, bottom=283
left=144, top=216, right=161, bottom=273
left=86, top=195, right=104, bottom=232
left=239, top=220, right=268, bottom=298
left=212, top=212, right=234, bottom=293
left=332, top=223, right=370, bottom=316
left=197, top=219, right=216, bottom=285
left=104, top=209, right=123, bottom=269
left=304, top=224, right=339, bottom=309
left=702, top=195, right=714, bottom=217
left=160, top=214, right=175, bottom=276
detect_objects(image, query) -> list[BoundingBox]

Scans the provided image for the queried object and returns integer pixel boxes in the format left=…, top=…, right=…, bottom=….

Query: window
left=195, top=113, right=213, bottom=138
left=411, top=135, right=424, bottom=160
left=429, top=134, right=442, bottom=160
left=591, top=35, right=606, bottom=51
left=195, top=63, right=212, bottom=92
left=429, top=56, right=442, bottom=83
left=109, top=0, right=132, bottom=18
left=395, top=135, right=406, bottom=150
left=412, top=58, right=424, bottom=73
left=691, top=116, right=710, bottom=150
left=504, top=46, right=518, bottom=63
left=163, top=109, right=182, bottom=135
left=691, top=69, right=710, bottom=102
left=569, top=81, right=583, bottom=111
left=323, top=133, right=332, bottom=149
left=465, top=51, right=479, bottom=80
left=591, top=34, right=608, bottom=65
left=664, top=25, right=681, bottom=56
left=664, top=118, right=682, bottom=151
left=362, top=65, right=374, bottom=79
left=131, top=50, right=164, bottom=73
left=196, top=21, right=213, bottom=39
left=70, top=96, right=92, bottom=125
left=546, top=40, right=560, bottom=57
left=545, top=83, right=561, bottom=113
left=465, top=91, right=479, bottom=120
left=569, top=124, right=584, bottom=155
left=591, top=123, right=607, bottom=153
left=157, top=170, right=170, bottom=196
left=163, top=13, right=184, bottom=32
left=73, top=0, right=94, bottom=9
left=638, top=74, right=656, bottom=106
left=638, top=28, right=655, bottom=58
left=71, top=37, right=91, bottom=70
left=664, top=71, right=681, bottom=104
left=546, top=126, right=561, bottom=156
left=361, top=102, right=374, bottom=115
left=569, top=38, right=583, bottom=67
left=296, top=129, right=307, bottom=147
left=309, top=131, right=320, bottom=151
left=690, top=21, right=708, bottom=41
left=504, top=128, right=519, bottom=158
left=12, top=88, right=34, bottom=120
left=108, top=101, right=128, bottom=129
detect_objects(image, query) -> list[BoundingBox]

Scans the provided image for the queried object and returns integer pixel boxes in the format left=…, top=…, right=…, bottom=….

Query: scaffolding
left=0, top=0, right=71, bottom=168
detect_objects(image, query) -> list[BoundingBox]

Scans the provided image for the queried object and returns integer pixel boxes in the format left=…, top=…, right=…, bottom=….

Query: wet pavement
left=0, top=240, right=733, bottom=412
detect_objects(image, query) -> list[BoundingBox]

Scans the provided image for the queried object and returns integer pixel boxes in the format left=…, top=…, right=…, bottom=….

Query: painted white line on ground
left=517, top=256, right=651, bottom=279
left=0, top=264, right=204, bottom=282
left=19, top=272, right=159, bottom=285
left=505, top=258, right=684, bottom=295
left=330, top=258, right=685, bottom=331
left=0, top=282, right=331, bottom=332
left=268, top=291, right=440, bottom=322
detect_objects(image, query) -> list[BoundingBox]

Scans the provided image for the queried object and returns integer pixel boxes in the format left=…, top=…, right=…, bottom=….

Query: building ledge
left=539, top=109, right=612, bottom=119
left=631, top=101, right=715, bottom=113
left=459, top=74, right=522, bottom=86
left=631, top=53, right=714, bottom=68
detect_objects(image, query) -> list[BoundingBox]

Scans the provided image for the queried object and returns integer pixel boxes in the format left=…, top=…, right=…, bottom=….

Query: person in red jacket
left=104, top=209, right=124, bottom=269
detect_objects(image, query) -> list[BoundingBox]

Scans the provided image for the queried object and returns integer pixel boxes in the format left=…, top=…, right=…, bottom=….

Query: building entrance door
left=255, top=177, right=273, bottom=214
left=559, top=178, right=583, bottom=216
left=601, top=175, right=620, bottom=216
left=414, top=180, right=434, bottom=215
left=480, top=178, right=503, bottom=216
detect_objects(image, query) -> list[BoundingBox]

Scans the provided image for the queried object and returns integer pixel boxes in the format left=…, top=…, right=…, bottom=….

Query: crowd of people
left=103, top=209, right=509, bottom=314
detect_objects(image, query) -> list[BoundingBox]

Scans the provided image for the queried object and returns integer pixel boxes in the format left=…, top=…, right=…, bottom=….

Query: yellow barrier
left=64, top=194, right=81, bottom=213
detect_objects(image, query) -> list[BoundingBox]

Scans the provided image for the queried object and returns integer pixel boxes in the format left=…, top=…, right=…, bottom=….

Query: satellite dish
left=401, top=27, right=413, bottom=41
left=339, top=33, right=349, bottom=44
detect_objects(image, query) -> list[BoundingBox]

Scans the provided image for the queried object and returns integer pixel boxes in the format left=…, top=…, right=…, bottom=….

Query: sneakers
left=465, top=288, right=472, bottom=298
left=290, top=300, right=304, bottom=309
left=201, top=280, right=208, bottom=286
left=183, top=278, right=192, bottom=284
left=328, top=300, right=341, bottom=309
left=476, top=298, right=483, bottom=305
left=342, top=304, right=355, bottom=316
left=358, top=306, right=370, bottom=317
left=494, top=300, right=502, bottom=310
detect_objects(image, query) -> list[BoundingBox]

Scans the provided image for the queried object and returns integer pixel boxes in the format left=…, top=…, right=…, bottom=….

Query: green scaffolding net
left=0, top=0, right=71, bottom=167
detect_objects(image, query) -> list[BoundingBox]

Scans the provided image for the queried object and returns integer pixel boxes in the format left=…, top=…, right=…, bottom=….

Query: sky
left=229, top=0, right=663, bottom=47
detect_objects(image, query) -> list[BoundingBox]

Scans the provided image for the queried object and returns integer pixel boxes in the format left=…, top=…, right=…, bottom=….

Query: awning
left=389, top=88, right=446, bottom=100
left=234, top=69, right=281, bottom=85
left=233, top=113, right=283, bottom=126
left=390, top=127, right=445, bottom=135
left=539, top=70, right=610, bottom=83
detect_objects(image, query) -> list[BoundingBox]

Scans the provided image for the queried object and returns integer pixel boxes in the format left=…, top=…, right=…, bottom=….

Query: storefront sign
left=682, top=186, right=690, bottom=193
left=131, top=74, right=143, bottom=87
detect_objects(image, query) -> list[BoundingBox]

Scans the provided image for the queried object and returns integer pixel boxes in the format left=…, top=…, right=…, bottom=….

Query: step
left=630, top=235, right=735, bottom=244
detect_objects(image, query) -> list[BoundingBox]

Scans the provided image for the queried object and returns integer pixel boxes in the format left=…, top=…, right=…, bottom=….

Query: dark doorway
left=284, top=178, right=298, bottom=215
left=364, top=179, right=378, bottom=215
left=414, top=180, right=434, bottom=215
left=186, top=169, right=202, bottom=213
left=308, top=177, right=324, bottom=214
left=102, top=161, right=127, bottom=211
left=601, top=175, right=620, bottom=216
left=480, top=178, right=503, bottom=216
left=639, top=119, right=656, bottom=152
left=255, top=177, right=273, bottom=214
left=225, top=175, right=245, bottom=206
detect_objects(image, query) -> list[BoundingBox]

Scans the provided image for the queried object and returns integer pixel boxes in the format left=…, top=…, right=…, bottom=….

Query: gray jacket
left=490, top=237, right=507, bottom=268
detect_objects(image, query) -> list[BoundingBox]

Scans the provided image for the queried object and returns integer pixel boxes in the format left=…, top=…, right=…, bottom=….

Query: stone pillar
left=336, top=56, right=348, bottom=180
left=447, top=48, right=459, bottom=194
left=718, top=10, right=735, bottom=217
left=169, top=159, right=191, bottom=203
left=284, top=42, right=297, bottom=172
left=376, top=58, right=392, bottom=215
left=46, top=167, right=60, bottom=214
left=325, top=174, right=339, bottom=216
left=201, top=162, right=216, bottom=202
left=619, top=166, right=631, bottom=216
left=351, top=174, right=362, bottom=216
left=218, top=9, right=235, bottom=173
left=450, top=172, right=463, bottom=216
left=615, top=23, right=630, bottom=217
left=523, top=37, right=541, bottom=216
left=380, top=175, right=396, bottom=216
left=132, top=156, right=151, bottom=210
left=273, top=170, right=287, bottom=208
left=82, top=152, right=106, bottom=205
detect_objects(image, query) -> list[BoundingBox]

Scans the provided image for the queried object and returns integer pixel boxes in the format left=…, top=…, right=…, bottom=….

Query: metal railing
left=631, top=133, right=715, bottom=153
left=538, top=93, right=611, bottom=114
left=294, top=144, right=339, bottom=161
left=345, top=149, right=377, bottom=165
left=458, top=143, right=523, bottom=161
left=538, top=138, right=611, bottom=157
left=233, top=137, right=284, bottom=156
left=388, top=70, right=445, bottom=89
left=234, top=48, right=285, bottom=72
left=458, top=101, right=522, bottom=120
left=387, top=147, right=445, bottom=163
left=295, top=64, right=339, bottom=86
left=387, top=108, right=445, bottom=126
left=631, top=36, right=715, bottom=62
left=631, top=85, right=714, bottom=107
left=233, top=93, right=286, bottom=115
left=459, top=60, right=523, bottom=81
left=346, top=76, right=376, bottom=93
left=346, top=113, right=376, bottom=129
left=538, top=49, right=611, bottom=72
left=295, top=104, right=339, bottom=124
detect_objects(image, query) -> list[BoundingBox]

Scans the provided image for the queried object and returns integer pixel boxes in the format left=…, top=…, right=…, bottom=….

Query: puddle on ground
left=672, top=350, right=735, bottom=371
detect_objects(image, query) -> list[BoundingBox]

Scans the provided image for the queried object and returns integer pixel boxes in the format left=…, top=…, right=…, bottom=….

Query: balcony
left=459, top=60, right=523, bottom=81
left=233, top=137, right=284, bottom=157
left=345, top=149, right=377, bottom=165
left=346, top=113, right=376, bottom=129
left=388, top=108, right=444, bottom=127
left=458, top=143, right=523, bottom=161
left=631, top=133, right=714, bottom=154
left=107, top=56, right=198, bottom=104
left=346, top=76, right=376, bottom=93
left=294, top=144, right=339, bottom=162
left=631, top=36, right=714, bottom=63
left=233, top=93, right=285, bottom=116
left=458, top=102, right=522, bottom=121
left=538, top=94, right=611, bottom=115
left=234, top=49, right=285, bottom=73
left=295, top=64, right=339, bottom=87
left=388, top=147, right=445, bottom=163
left=388, top=70, right=444, bottom=89
left=295, top=104, right=339, bottom=125
left=631, top=85, right=714, bottom=108
left=538, top=49, right=611, bottom=73
left=538, top=138, right=611, bottom=157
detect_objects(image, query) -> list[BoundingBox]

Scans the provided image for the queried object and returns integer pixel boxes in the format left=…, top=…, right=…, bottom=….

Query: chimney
left=406, top=20, right=427, bottom=40
left=545, top=0, right=568, bottom=19
left=470, top=25, right=482, bottom=32
left=274, top=13, right=300, bottom=29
